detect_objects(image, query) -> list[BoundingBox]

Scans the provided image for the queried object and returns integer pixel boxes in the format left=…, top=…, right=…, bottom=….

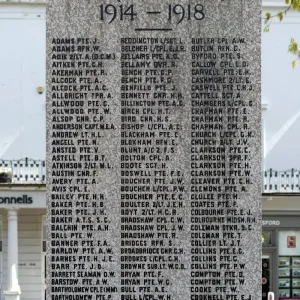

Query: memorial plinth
left=46, top=1, right=261, bottom=300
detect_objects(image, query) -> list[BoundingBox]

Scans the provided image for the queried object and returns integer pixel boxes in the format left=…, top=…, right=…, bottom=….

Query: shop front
left=0, top=186, right=296, bottom=300
left=0, top=184, right=46, bottom=300
left=262, top=194, right=300, bottom=300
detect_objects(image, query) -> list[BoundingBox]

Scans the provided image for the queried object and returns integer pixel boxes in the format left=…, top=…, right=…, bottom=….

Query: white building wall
left=262, top=0, right=300, bottom=170
left=0, top=3, right=46, bottom=160
left=2, top=213, right=43, bottom=300
left=0, top=1, right=298, bottom=170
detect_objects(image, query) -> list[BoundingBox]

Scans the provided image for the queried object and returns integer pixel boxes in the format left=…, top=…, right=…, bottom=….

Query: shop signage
left=0, top=195, right=33, bottom=204
left=263, top=217, right=300, bottom=228
left=262, top=220, right=281, bottom=226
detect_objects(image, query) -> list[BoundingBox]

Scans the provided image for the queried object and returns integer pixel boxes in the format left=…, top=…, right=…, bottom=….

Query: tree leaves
left=288, top=39, right=299, bottom=68
left=264, top=0, right=293, bottom=25
left=288, top=38, right=298, bottom=54
left=263, top=1, right=299, bottom=67
left=265, top=12, right=271, bottom=22
left=292, top=0, right=300, bottom=11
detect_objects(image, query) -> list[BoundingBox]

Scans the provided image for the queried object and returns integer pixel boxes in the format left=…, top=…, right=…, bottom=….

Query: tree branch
left=262, top=4, right=292, bottom=21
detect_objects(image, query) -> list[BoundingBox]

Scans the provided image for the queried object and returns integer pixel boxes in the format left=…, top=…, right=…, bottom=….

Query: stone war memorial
left=46, top=1, right=261, bottom=300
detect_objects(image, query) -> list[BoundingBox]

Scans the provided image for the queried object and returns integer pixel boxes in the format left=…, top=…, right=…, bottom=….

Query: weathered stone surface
left=0, top=0, right=45, bottom=3
left=47, top=1, right=261, bottom=300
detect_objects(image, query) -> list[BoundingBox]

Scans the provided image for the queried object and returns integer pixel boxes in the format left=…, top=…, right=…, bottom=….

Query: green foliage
left=292, top=0, right=300, bottom=11
left=265, top=12, right=271, bottom=22
left=288, top=39, right=299, bottom=68
left=263, top=1, right=291, bottom=27
left=264, top=0, right=299, bottom=67
left=288, top=38, right=298, bottom=54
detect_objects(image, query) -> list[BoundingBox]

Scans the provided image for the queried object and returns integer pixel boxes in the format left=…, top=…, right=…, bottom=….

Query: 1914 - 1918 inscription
left=46, top=1, right=261, bottom=300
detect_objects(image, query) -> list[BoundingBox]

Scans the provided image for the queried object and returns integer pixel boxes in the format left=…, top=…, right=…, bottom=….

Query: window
left=262, top=230, right=273, bottom=246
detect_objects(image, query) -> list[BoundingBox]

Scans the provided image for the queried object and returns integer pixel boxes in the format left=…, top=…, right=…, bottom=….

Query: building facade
left=0, top=158, right=46, bottom=300
left=0, top=2, right=46, bottom=300
left=0, top=184, right=46, bottom=300
left=262, top=1, right=300, bottom=299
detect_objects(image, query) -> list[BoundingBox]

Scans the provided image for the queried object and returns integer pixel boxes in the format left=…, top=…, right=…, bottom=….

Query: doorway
left=262, top=250, right=275, bottom=300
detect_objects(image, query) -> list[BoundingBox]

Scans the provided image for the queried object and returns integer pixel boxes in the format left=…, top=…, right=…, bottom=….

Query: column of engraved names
left=120, top=37, right=187, bottom=300
left=190, top=37, right=256, bottom=300
left=50, top=37, right=117, bottom=299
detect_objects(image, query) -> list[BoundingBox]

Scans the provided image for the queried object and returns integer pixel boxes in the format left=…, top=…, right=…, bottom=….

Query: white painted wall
left=0, top=1, right=298, bottom=170
left=263, top=195, right=300, bottom=211
left=0, top=4, right=45, bottom=160
left=262, top=1, right=300, bottom=170
left=2, top=212, right=45, bottom=300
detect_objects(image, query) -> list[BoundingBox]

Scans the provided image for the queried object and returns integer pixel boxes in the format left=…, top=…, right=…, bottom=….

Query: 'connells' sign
left=0, top=195, right=33, bottom=204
